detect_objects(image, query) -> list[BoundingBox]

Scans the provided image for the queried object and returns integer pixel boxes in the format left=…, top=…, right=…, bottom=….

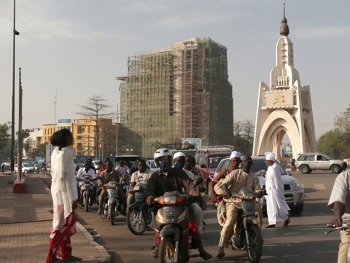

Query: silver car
left=213, top=156, right=304, bottom=215
left=14, top=162, right=35, bottom=175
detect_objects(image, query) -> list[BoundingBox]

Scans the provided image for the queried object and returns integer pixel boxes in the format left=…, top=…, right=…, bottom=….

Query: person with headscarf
left=46, top=128, right=79, bottom=263
left=264, top=152, right=290, bottom=228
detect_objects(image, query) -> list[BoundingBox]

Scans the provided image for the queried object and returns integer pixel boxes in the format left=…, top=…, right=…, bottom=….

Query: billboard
left=181, top=138, right=201, bottom=149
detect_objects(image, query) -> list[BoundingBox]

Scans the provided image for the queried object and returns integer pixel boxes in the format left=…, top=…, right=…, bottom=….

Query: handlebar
left=325, top=223, right=349, bottom=235
left=77, top=177, right=98, bottom=182
left=226, top=190, right=264, bottom=199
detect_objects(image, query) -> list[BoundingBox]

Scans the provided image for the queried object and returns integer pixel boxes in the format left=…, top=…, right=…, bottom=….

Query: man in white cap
left=214, top=152, right=261, bottom=258
left=264, top=152, right=290, bottom=228
left=208, top=151, right=242, bottom=204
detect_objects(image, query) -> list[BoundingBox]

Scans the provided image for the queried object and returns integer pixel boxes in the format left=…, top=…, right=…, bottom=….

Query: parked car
left=295, top=152, right=347, bottom=174
left=213, top=156, right=305, bottom=215
left=1, top=161, right=11, bottom=172
left=14, top=162, right=35, bottom=174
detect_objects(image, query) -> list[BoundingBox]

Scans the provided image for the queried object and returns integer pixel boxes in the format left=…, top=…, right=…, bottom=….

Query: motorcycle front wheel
left=110, top=202, right=116, bottom=225
left=84, top=192, right=90, bottom=212
left=158, top=237, right=179, bottom=263
left=126, top=209, right=146, bottom=235
left=246, top=224, right=263, bottom=263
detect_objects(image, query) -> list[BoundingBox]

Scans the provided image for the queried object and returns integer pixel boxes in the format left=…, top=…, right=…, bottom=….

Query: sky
left=0, top=0, right=349, bottom=139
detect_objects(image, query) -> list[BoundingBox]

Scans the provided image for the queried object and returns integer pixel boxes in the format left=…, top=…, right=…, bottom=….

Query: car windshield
left=150, top=161, right=157, bottom=168
left=208, top=154, right=229, bottom=168
left=216, top=157, right=287, bottom=175
left=23, top=163, right=31, bottom=167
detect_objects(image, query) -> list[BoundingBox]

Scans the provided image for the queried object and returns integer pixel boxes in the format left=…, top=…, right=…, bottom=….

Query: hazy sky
left=1, top=0, right=349, bottom=139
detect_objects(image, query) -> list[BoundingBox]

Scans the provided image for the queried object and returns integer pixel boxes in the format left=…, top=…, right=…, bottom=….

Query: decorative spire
left=280, top=3, right=289, bottom=36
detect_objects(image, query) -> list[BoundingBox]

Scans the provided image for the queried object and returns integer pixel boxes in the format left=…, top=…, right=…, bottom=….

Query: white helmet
left=154, top=148, right=172, bottom=168
left=154, top=148, right=172, bottom=159
left=173, top=151, right=186, bottom=160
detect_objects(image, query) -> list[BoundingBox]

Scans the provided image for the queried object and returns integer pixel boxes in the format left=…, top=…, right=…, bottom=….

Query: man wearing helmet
left=146, top=148, right=212, bottom=260
left=173, top=152, right=205, bottom=233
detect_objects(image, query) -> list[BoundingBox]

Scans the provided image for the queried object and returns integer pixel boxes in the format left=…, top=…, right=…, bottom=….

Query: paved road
left=42, top=171, right=341, bottom=263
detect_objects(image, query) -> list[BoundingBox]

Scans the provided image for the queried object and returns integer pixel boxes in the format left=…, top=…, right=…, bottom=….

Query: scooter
left=79, top=176, right=96, bottom=212
left=102, top=181, right=127, bottom=225
left=153, top=177, right=204, bottom=263
left=102, top=181, right=118, bottom=225
left=126, top=190, right=152, bottom=235
left=227, top=188, right=263, bottom=263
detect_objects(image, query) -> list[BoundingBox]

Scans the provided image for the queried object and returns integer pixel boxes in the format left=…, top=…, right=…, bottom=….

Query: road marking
left=313, top=183, right=327, bottom=190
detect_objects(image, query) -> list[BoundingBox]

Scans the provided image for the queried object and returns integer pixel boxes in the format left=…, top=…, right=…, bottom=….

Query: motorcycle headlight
left=156, top=196, right=186, bottom=205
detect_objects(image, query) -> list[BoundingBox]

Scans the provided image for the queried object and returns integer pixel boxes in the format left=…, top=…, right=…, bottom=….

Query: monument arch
left=253, top=9, right=316, bottom=159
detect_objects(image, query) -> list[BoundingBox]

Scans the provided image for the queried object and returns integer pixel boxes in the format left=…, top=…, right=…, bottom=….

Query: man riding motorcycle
left=76, top=159, right=97, bottom=204
left=173, top=152, right=205, bottom=233
left=97, top=160, right=126, bottom=216
left=146, top=148, right=212, bottom=260
left=127, top=159, right=152, bottom=208
left=214, top=153, right=262, bottom=259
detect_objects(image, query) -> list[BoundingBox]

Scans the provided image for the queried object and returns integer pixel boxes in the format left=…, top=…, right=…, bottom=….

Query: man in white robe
left=328, top=169, right=350, bottom=263
left=265, top=152, right=290, bottom=228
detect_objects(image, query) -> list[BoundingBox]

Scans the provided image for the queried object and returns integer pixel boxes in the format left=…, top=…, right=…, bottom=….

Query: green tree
left=233, top=120, right=254, bottom=154
left=27, top=144, right=46, bottom=160
left=334, top=104, right=350, bottom=134
left=316, top=130, right=345, bottom=159
left=333, top=104, right=350, bottom=158
left=0, top=123, right=11, bottom=160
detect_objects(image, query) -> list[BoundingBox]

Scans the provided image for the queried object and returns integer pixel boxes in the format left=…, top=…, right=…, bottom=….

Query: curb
left=76, top=223, right=111, bottom=263
left=37, top=174, right=111, bottom=263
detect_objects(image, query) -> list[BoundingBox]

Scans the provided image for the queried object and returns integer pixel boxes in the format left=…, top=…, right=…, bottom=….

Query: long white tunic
left=50, top=146, right=78, bottom=230
left=265, top=162, right=290, bottom=225
left=328, top=169, right=350, bottom=222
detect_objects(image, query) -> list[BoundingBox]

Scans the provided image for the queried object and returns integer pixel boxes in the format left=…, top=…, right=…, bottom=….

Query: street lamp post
left=11, top=0, right=20, bottom=176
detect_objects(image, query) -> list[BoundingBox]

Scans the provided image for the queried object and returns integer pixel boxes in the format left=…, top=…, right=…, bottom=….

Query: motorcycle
left=226, top=189, right=263, bottom=263
left=102, top=181, right=127, bottom=225
left=79, top=176, right=96, bottom=212
left=153, top=177, right=203, bottom=263
left=126, top=190, right=152, bottom=235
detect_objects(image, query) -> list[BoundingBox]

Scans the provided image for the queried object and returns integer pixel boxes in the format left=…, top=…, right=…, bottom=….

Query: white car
left=146, top=159, right=159, bottom=172
left=214, top=156, right=304, bottom=215
left=14, top=162, right=35, bottom=174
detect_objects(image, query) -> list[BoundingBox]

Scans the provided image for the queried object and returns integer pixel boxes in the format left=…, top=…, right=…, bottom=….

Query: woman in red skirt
left=46, top=128, right=79, bottom=263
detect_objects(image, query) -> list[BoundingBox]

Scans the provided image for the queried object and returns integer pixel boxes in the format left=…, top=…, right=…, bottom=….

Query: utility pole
left=11, top=0, right=20, bottom=176
left=17, top=68, right=23, bottom=181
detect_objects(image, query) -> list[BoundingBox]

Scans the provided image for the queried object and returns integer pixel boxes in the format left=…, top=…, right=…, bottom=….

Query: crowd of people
left=50, top=130, right=333, bottom=262
left=43, top=131, right=350, bottom=263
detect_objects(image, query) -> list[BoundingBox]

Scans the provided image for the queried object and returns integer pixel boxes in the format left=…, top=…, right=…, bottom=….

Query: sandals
left=284, top=217, right=291, bottom=227
left=199, top=250, right=212, bottom=260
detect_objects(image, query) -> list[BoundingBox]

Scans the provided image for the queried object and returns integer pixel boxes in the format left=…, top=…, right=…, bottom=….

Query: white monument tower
left=252, top=6, right=316, bottom=159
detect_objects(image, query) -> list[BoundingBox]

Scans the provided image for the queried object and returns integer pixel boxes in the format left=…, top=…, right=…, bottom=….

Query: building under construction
left=118, top=37, right=233, bottom=157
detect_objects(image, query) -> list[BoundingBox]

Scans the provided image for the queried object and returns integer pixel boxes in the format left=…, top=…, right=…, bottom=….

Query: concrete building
left=118, top=37, right=234, bottom=157
left=253, top=11, right=316, bottom=159
left=40, top=118, right=116, bottom=161
left=72, top=118, right=116, bottom=160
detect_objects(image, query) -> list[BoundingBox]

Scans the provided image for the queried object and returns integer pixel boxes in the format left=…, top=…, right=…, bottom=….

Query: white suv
left=295, top=153, right=347, bottom=174
left=214, top=156, right=305, bottom=215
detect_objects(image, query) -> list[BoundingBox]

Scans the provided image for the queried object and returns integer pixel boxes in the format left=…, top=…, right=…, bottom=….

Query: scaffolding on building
left=118, top=38, right=233, bottom=157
